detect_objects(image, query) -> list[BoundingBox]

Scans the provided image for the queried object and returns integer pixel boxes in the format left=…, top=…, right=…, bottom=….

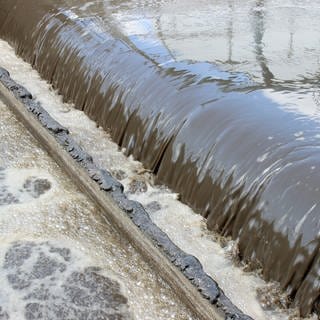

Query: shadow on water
left=0, top=0, right=319, bottom=316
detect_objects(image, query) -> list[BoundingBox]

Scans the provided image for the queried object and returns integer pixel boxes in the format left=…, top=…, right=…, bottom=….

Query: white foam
left=0, top=239, right=133, bottom=320
left=0, top=168, right=55, bottom=206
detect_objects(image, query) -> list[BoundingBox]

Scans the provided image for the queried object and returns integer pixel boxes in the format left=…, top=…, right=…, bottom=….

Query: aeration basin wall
left=0, top=0, right=319, bottom=316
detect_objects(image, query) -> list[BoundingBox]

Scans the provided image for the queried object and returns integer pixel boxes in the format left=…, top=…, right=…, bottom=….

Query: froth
left=0, top=168, right=54, bottom=207
left=0, top=240, right=132, bottom=320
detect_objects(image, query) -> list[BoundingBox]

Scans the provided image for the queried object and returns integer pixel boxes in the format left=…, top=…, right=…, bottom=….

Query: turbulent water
left=0, top=100, right=194, bottom=320
left=0, top=0, right=319, bottom=317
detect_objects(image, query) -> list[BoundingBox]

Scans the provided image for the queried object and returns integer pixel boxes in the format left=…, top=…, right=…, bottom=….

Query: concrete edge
left=0, top=67, right=253, bottom=320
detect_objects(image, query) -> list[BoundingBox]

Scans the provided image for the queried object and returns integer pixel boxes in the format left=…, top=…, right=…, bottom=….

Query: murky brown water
left=0, top=0, right=319, bottom=316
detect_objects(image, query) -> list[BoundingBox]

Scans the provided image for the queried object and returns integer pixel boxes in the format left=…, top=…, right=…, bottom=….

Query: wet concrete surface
left=0, top=0, right=319, bottom=316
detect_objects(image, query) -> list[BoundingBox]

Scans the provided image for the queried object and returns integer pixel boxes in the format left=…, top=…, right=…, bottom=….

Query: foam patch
left=0, top=241, right=132, bottom=319
left=0, top=168, right=52, bottom=206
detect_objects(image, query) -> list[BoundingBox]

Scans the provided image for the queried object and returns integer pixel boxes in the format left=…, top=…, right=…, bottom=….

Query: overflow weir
left=0, top=0, right=319, bottom=317
left=0, top=66, right=249, bottom=320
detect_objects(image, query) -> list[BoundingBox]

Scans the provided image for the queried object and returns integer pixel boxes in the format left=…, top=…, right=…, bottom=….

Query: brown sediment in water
left=0, top=0, right=319, bottom=316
